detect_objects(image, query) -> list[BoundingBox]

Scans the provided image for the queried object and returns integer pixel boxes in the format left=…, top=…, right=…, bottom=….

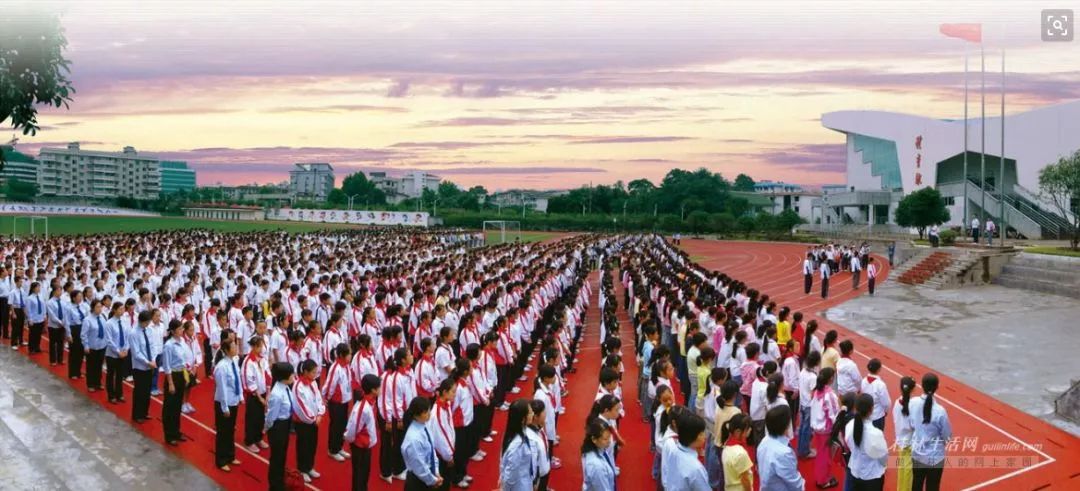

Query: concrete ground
left=824, top=281, right=1080, bottom=437
left=0, top=347, right=219, bottom=491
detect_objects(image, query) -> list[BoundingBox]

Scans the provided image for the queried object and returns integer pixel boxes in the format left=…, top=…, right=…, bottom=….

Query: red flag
left=940, top=23, right=982, bottom=43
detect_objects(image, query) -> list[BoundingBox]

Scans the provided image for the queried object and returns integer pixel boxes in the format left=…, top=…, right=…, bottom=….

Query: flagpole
left=1000, top=49, right=1006, bottom=246
left=980, top=44, right=986, bottom=231
left=963, top=46, right=969, bottom=235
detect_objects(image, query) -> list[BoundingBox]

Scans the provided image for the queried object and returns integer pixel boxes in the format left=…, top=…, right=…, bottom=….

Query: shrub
left=939, top=228, right=957, bottom=245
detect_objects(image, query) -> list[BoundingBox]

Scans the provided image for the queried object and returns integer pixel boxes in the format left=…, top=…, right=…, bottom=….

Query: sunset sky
left=9, top=0, right=1080, bottom=190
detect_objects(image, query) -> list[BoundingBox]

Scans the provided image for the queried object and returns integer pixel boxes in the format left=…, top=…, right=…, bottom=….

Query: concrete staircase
left=994, top=253, right=1080, bottom=299
left=897, top=251, right=953, bottom=285
left=888, top=247, right=933, bottom=280
left=923, top=251, right=982, bottom=288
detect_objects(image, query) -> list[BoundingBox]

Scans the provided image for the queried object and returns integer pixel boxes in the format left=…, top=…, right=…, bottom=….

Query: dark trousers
left=405, top=472, right=430, bottom=491
left=379, top=416, right=405, bottom=477
left=452, top=425, right=472, bottom=483
left=872, top=416, right=885, bottom=431
left=493, top=364, right=510, bottom=407
left=436, top=460, right=451, bottom=491
left=295, top=421, right=318, bottom=473
left=28, top=321, right=44, bottom=352
left=850, top=476, right=884, bottom=491
left=804, top=274, right=813, bottom=294
left=351, top=444, right=372, bottom=491
left=11, top=310, right=25, bottom=346
left=162, top=371, right=187, bottom=442
left=203, top=337, right=213, bottom=378
left=86, top=348, right=105, bottom=389
left=105, top=356, right=125, bottom=400
left=214, top=403, right=238, bottom=467
left=244, top=394, right=266, bottom=445
left=537, top=473, right=550, bottom=491
left=68, top=325, right=84, bottom=378
left=328, top=401, right=348, bottom=454
left=912, top=460, right=944, bottom=491
left=267, top=419, right=292, bottom=491
left=868, top=277, right=876, bottom=295
left=48, top=326, right=65, bottom=363
left=131, top=368, right=153, bottom=420
left=475, top=404, right=493, bottom=440
left=0, top=297, right=8, bottom=338
left=821, top=277, right=830, bottom=298
left=852, top=270, right=861, bottom=289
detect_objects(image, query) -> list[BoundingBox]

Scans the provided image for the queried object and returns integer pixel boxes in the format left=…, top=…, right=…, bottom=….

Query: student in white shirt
left=836, top=340, right=861, bottom=396
left=893, top=376, right=917, bottom=491
left=293, top=359, right=325, bottom=482
left=212, top=338, right=243, bottom=472
left=845, top=394, right=888, bottom=489
left=345, top=374, right=381, bottom=491
left=860, top=358, right=891, bottom=431
left=582, top=420, right=615, bottom=491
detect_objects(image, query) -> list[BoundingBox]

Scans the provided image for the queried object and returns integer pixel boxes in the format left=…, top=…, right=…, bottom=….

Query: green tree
left=710, top=212, right=736, bottom=233
left=3, top=177, right=37, bottom=201
left=737, top=215, right=757, bottom=237
left=733, top=173, right=756, bottom=192
left=327, top=188, right=347, bottom=205
left=1, top=10, right=75, bottom=172
left=1038, top=149, right=1080, bottom=249
left=339, top=172, right=386, bottom=206
left=774, top=209, right=804, bottom=235
left=686, top=210, right=710, bottom=233
left=895, top=187, right=951, bottom=239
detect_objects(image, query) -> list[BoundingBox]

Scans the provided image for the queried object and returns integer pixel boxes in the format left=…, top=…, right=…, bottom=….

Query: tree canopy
left=895, top=187, right=950, bottom=239
left=733, top=173, right=756, bottom=191
left=548, top=167, right=751, bottom=217
left=331, top=172, right=386, bottom=206
left=1038, top=149, right=1080, bottom=249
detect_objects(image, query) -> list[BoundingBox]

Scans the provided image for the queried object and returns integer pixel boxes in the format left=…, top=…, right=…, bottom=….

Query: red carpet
left=17, top=239, right=1080, bottom=490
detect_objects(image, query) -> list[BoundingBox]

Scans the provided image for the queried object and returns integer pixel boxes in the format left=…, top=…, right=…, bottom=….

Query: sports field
left=483, top=230, right=560, bottom=244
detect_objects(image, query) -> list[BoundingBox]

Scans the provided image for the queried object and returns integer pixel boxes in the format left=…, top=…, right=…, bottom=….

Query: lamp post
left=347, top=194, right=360, bottom=211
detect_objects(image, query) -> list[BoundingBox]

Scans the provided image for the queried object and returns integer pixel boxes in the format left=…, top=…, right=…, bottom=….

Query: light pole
left=432, top=197, right=439, bottom=217
left=347, top=194, right=360, bottom=210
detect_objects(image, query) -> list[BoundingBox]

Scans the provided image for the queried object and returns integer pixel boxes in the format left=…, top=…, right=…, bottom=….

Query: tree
left=733, top=173, right=756, bottom=192
left=895, top=187, right=951, bottom=239
left=686, top=210, right=710, bottom=234
left=774, top=209, right=805, bottom=235
left=737, top=215, right=757, bottom=237
left=3, top=177, right=37, bottom=201
left=327, top=188, right=346, bottom=205
left=710, top=212, right=736, bottom=233
left=1, top=10, right=75, bottom=172
left=1039, top=149, right=1080, bottom=249
left=339, top=172, right=386, bottom=206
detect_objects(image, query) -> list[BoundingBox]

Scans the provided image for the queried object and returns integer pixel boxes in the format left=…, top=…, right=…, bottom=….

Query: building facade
left=0, top=145, right=39, bottom=187
left=159, top=160, right=196, bottom=195
left=368, top=171, right=441, bottom=204
left=289, top=163, right=335, bottom=201
left=37, top=143, right=161, bottom=200
left=812, top=100, right=1080, bottom=238
left=753, top=181, right=820, bottom=224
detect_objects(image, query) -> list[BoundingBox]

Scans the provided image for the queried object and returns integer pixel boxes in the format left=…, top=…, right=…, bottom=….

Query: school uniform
left=46, top=296, right=67, bottom=364
left=104, top=316, right=129, bottom=401
left=0, top=276, right=10, bottom=339
left=500, top=434, right=535, bottom=491
left=526, top=426, right=551, bottom=491
left=860, top=375, right=890, bottom=430
left=803, top=258, right=814, bottom=294
left=345, top=394, right=378, bottom=491
left=908, top=396, right=952, bottom=491
left=212, top=355, right=243, bottom=468
left=130, top=325, right=159, bottom=421
left=7, top=287, right=26, bottom=347
left=451, top=378, right=475, bottom=484
left=663, top=443, right=710, bottom=491
left=402, top=420, right=441, bottom=490
left=819, top=262, right=831, bottom=299
left=414, top=354, right=440, bottom=399
left=82, top=313, right=109, bottom=390
left=836, top=356, right=861, bottom=396
left=265, top=382, right=295, bottom=491
left=378, top=367, right=413, bottom=478
left=582, top=448, right=616, bottom=491
left=323, top=360, right=352, bottom=456
left=429, top=400, right=456, bottom=490
left=161, top=336, right=189, bottom=442
left=294, top=376, right=326, bottom=474
left=757, top=433, right=806, bottom=490
left=66, top=301, right=89, bottom=378
left=242, top=353, right=270, bottom=446
left=24, top=292, right=46, bottom=353
left=844, top=418, right=888, bottom=490
left=867, top=263, right=878, bottom=296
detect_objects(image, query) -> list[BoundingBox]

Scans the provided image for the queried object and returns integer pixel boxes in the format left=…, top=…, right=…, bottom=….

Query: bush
left=939, top=228, right=957, bottom=245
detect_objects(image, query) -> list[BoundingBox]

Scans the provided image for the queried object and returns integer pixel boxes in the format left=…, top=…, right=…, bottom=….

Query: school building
left=810, top=100, right=1080, bottom=238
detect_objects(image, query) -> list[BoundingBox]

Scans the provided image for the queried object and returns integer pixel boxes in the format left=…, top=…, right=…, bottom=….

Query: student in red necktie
left=324, top=343, right=354, bottom=462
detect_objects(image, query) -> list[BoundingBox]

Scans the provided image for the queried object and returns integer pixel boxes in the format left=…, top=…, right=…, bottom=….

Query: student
left=819, top=258, right=831, bottom=299
left=738, top=342, right=761, bottom=413
left=866, top=257, right=878, bottom=296
left=379, top=347, right=415, bottom=482
left=449, top=360, right=476, bottom=488
left=104, top=302, right=129, bottom=403
left=709, top=379, right=741, bottom=488
left=892, top=377, right=917, bottom=491
left=810, top=367, right=840, bottom=489
left=25, top=282, right=46, bottom=354
left=836, top=340, right=861, bottom=396
left=832, top=391, right=858, bottom=488
left=82, top=300, right=108, bottom=392
left=415, top=337, right=440, bottom=399
left=526, top=399, right=551, bottom=491
left=850, top=253, right=862, bottom=289
left=295, top=359, right=326, bottom=482
left=591, top=395, right=624, bottom=471
left=465, top=342, right=494, bottom=452
left=748, top=360, right=777, bottom=444
left=324, top=343, right=353, bottom=462
left=535, top=364, right=559, bottom=461
left=821, top=330, right=840, bottom=371
left=582, top=420, right=616, bottom=491
left=797, top=351, right=822, bottom=459
left=909, top=373, right=951, bottom=491
left=345, top=374, right=381, bottom=491
left=242, top=336, right=271, bottom=452
left=212, top=339, right=243, bottom=472
left=265, top=361, right=297, bottom=491
left=401, top=396, right=443, bottom=490
left=720, top=413, right=754, bottom=491
left=66, top=290, right=88, bottom=379
left=685, top=332, right=707, bottom=411
left=429, top=379, right=457, bottom=491
left=161, top=320, right=189, bottom=445
left=7, top=275, right=26, bottom=349
left=639, top=324, right=658, bottom=414
left=757, top=405, right=805, bottom=491
left=860, top=359, right=890, bottom=431
left=845, top=394, right=888, bottom=490
left=46, top=287, right=67, bottom=366
left=658, top=405, right=686, bottom=491
left=780, top=339, right=801, bottom=420
left=803, top=253, right=815, bottom=295
left=130, top=311, right=157, bottom=423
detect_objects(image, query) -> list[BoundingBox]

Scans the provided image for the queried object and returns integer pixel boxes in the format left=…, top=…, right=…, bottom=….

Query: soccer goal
left=12, top=215, right=48, bottom=239
left=482, top=220, right=521, bottom=245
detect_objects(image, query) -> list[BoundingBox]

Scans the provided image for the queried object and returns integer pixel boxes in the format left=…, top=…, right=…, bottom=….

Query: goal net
left=482, top=220, right=521, bottom=244
left=12, top=215, right=48, bottom=239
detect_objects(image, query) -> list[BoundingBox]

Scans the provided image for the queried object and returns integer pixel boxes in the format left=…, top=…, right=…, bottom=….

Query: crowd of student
left=0, top=229, right=955, bottom=491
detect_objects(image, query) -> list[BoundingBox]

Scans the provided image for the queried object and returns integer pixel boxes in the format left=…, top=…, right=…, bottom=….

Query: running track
left=14, top=239, right=1080, bottom=490
left=678, top=239, right=1080, bottom=490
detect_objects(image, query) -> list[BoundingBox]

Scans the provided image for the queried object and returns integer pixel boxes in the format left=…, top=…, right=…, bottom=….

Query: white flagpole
left=980, top=44, right=986, bottom=230
left=963, top=46, right=969, bottom=234
left=1000, top=49, right=1006, bottom=245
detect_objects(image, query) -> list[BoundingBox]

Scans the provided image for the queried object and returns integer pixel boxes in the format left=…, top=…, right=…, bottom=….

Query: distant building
left=752, top=180, right=820, bottom=223
left=289, top=163, right=335, bottom=201
left=491, top=189, right=566, bottom=213
left=753, top=180, right=803, bottom=194
left=159, top=160, right=196, bottom=195
left=37, top=143, right=161, bottom=200
left=368, top=171, right=441, bottom=204
left=0, top=145, right=39, bottom=187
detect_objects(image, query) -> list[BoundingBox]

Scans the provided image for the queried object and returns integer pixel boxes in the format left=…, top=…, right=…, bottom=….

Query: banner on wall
left=0, top=203, right=159, bottom=217
left=269, top=208, right=430, bottom=227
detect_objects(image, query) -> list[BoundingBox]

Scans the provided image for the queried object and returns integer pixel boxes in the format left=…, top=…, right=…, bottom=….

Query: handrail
left=965, top=178, right=1062, bottom=238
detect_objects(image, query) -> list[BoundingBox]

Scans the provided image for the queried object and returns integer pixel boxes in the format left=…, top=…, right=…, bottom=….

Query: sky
left=6, top=0, right=1080, bottom=190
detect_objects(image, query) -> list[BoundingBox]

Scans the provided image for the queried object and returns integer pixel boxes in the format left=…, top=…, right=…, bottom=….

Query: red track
left=15, top=239, right=1080, bottom=490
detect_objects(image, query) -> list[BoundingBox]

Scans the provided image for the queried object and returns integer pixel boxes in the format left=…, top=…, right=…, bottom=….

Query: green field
left=0, top=216, right=359, bottom=236
left=1023, top=245, right=1080, bottom=258
left=484, top=230, right=561, bottom=245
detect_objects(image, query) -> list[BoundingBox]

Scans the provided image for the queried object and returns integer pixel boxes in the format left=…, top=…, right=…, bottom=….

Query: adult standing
left=970, top=216, right=981, bottom=244
left=819, top=260, right=831, bottom=300
left=802, top=253, right=814, bottom=295
left=213, top=339, right=243, bottom=472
